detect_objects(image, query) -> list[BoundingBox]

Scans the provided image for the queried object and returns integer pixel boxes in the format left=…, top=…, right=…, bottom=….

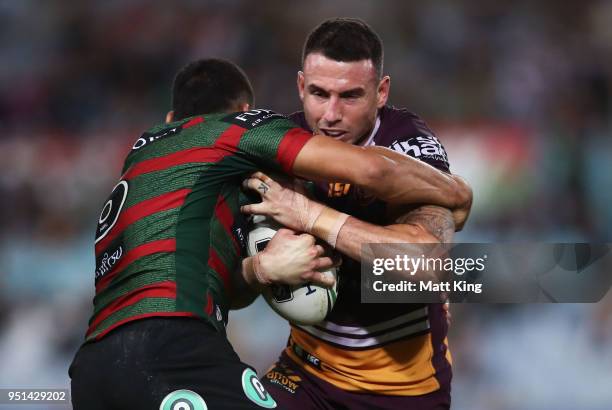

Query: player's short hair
left=303, top=18, right=384, bottom=78
left=172, top=58, right=254, bottom=120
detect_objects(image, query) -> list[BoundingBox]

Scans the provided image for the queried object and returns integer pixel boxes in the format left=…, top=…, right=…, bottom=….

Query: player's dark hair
left=303, top=18, right=383, bottom=78
left=172, top=58, right=254, bottom=120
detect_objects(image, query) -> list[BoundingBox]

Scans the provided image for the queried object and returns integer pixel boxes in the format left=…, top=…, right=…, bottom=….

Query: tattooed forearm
left=396, top=205, right=456, bottom=243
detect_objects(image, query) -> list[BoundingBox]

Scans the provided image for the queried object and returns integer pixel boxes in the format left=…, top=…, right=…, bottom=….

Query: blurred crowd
left=0, top=1, right=611, bottom=409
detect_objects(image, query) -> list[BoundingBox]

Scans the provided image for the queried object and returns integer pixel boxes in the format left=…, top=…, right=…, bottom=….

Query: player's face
left=298, top=53, right=389, bottom=145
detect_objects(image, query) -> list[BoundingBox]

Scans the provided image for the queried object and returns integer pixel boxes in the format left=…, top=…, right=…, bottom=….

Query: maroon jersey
left=285, top=106, right=452, bottom=396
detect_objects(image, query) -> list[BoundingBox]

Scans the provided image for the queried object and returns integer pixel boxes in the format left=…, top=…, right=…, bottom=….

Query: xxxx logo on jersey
left=328, top=182, right=351, bottom=197
left=327, top=182, right=376, bottom=205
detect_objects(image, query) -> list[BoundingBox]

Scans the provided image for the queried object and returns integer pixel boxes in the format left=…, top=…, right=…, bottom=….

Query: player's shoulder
left=380, top=105, right=420, bottom=121
left=131, top=115, right=204, bottom=151
left=121, top=116, right=204, bottom=173
left=287, top=110, right=311, bottom=132
left=376, top=105, right=450, bottom=171
left=376, top=105, right=435, bottom=142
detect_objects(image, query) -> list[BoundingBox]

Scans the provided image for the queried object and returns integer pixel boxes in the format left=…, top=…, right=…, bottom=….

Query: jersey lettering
left=222, top=109, right=285, bottom=130
left=327, top=183, right=351, bottom=197
left=132, top=126, right=182, bottom=151
left=390, top=135, right=448, bottom=163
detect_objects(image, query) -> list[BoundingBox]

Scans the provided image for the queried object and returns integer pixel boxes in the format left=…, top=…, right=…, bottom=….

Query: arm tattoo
left=396, top=205, right=455, bottom=243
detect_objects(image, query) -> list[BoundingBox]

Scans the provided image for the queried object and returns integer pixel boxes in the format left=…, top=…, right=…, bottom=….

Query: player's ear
left=297, top=71, right=305, bottom=101
left=165, top=110, right=174, bottom=124
left=376, top=76, right=390, bottom=109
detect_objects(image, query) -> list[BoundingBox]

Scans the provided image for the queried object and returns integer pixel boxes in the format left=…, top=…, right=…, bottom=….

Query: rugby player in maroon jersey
left=244, top=18, right=472, bottom=410
left=69, top=58, right=470, bottom=410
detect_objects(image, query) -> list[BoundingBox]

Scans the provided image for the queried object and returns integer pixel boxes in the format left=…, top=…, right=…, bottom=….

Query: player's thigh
left=69, top=341, right=115, bottom=410
left=262, top=351, right=451, bottom=410
left=133, top=320, right=280, bottom=410
left=70, top=318, right=279, bottom=410
left=151, top=362, right=278, bottom=410
left=70, top=370, right=108, bottom=410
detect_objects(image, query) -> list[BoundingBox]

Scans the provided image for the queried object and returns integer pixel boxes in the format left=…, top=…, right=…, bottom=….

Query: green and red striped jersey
left=87, top=109, right=312, bottom=341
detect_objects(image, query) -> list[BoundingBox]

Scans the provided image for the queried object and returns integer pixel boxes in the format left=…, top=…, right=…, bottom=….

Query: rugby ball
left=247, top=215, right=338, bottom=325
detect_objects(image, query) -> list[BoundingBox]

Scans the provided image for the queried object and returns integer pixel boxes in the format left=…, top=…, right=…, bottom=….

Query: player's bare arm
left=242, top=174, right=458, bottom=258
left=291, top=135, right=472, bottom=225
left=366, top=145, right=472, bottom=230
left=242, top=175, right=458, bottom=296
left=388, top=204, right=456, bottom=244
left=333, top=204, right=456, bottom=260
left=388, top=203, right=456, bottom=316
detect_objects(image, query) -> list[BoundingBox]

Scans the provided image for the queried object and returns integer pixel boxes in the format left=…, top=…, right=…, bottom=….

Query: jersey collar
left=358, top=115, right=381, bottom=147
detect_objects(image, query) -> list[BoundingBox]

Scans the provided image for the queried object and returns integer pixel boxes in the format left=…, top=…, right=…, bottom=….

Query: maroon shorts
left=263, top=351, right=451, bottom=410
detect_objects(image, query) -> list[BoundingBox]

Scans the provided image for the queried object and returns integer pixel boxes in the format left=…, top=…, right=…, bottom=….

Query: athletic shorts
left=262, top=350, right=451, bottom=410
left=69, top=317, right=279, bottom=410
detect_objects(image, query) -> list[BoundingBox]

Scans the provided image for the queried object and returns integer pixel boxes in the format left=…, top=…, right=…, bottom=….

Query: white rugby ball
left=247, top=215, right=338, bottom=325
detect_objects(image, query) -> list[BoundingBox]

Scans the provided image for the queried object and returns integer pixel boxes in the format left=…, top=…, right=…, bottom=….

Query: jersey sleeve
left=220, top=109, right=312, bottom=175
left=384, top=112, right=451, bottom=173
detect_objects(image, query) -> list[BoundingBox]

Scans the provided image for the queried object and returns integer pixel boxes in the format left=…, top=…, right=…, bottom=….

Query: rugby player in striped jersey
left=69, top=58, right=469, bottom=410
left=247, top=18, right=473, bottom=410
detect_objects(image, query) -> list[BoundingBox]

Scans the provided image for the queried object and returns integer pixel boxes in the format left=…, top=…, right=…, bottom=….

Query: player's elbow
left=452, top=175, right=473, bottom=211
left=448, top=175, right=473, bottom=231
left=452, top=175, right=473, bottom=231
left=412, top=225, right=441, bottom=244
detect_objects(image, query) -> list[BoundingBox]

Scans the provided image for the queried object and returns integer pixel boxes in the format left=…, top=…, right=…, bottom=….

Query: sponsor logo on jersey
left=159, top=389, right=207, bottom=410
left=222, top=109, right=285, bottom=130
left=132, top=126, right=182, bottom=151
left=95, top=180, right=128, bottom=244
left=265, top=366, right=302, bottom=395
left=390, top=135, right=449, bottom=163
left=95, top=242, right=124, bottom=282
left=292, top=343, right=322, bottom=370
left=305, top=353, right=321, bottom=368
left=327, top=182, right=351, bottom=197
left=232, top=214, right=248, bottom=255
left=326, top=182, right=376, bottom=206
left=241, top=368, right=277, bottom=408
left=234, top=227, right=245, bottom=248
